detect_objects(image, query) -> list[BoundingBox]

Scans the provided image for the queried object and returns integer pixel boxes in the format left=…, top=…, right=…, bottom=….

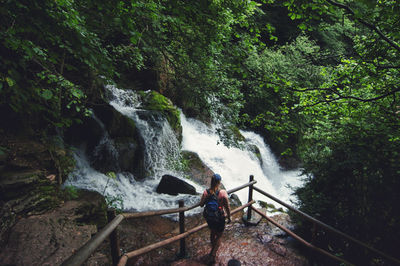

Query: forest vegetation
left=0, top=0, right=399, bottom=265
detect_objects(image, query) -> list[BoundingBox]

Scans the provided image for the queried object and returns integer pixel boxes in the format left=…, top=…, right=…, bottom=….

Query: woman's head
left=211, top=173, right=222, bottom=189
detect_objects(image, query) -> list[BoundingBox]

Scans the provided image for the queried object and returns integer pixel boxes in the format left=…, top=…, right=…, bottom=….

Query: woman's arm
left=222, top=191, right=231, bottom=223
left=199, top=191, right=206, bottom=207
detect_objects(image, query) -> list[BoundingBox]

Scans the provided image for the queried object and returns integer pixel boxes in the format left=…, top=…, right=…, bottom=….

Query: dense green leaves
left=1, top=0, right=399, bottom=264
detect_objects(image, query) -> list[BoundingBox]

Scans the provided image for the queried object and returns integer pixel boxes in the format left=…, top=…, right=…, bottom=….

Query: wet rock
left=229, top=193, right=242, bottom=208
left=181, top=151, right=214, bottom=187
left=269, top=242, right=287, bottom=256
left=156, top=174, right=197, bottom=195
left=0, top=193, right=106, bottom=266
left=139, top=90, right=182, bottom=141
left=257, top=233, right=273, bottom=244
left=64, top=115, right=103, bottom=153
left=0, top=170, right=62, bottom=244
left=92, top=103, right=138, bottom=139
left=242, top=208, right=263, bottom=226
left=267, top=213, right=295, bottom=237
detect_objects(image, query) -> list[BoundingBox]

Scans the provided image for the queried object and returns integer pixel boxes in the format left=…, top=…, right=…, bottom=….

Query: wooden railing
left=249, top=182, right=400, bottom=265
left=62, top=175, right=400, bottom=266
left=62, top=179, right=257, bottom=266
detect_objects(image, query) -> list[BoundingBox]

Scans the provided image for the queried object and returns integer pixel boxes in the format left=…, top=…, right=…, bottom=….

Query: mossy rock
left=181, top=151, right=214, bottom=187
left=74, top=190, right=107, bottom=228
left=230, top=125, right=245, bottom=143
left=93, top=103, right=138, bottom=139
left=0, top=170, right=63, bottom=242
left=139, top=91, right=182, bottom=141
left=258, top=200, right=285, bottom=213
left=248, top=144, right=262, bottom=165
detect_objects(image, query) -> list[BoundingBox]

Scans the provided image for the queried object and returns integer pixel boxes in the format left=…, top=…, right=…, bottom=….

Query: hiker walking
left=200, top=173, right=231, bottom=263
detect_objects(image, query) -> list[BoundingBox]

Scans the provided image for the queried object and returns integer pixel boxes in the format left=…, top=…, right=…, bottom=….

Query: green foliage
left=104, top=194, right=124, bottom=213
left=63, top=185, right=79, bottom=200
left=275, top=1, right=400, bottom=264
left=240, top=35, right=327, bottom=156
left=102, top=171, right=123, bottom=211
left=140, top=90, right=181, bottom=133
left=106, top=171, right=117, bottom=179
left=0, top=0, right=111, bottom=131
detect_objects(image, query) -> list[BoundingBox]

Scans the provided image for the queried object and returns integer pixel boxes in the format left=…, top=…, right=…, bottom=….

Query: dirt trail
left=118, top=211, right=308, bottom=266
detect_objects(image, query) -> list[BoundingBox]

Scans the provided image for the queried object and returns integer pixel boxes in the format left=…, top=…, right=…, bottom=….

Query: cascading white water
left=65, top=86, right=202, bottom=213
left=65, top=85, right=302, bottom=214
left=181, top=115, right=303, bottom=209
left=108, top=86, right=180, bottom=177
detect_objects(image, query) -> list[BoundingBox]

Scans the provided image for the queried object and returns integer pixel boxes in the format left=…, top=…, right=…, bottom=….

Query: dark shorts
left=206, top=218, right=225, bottom=233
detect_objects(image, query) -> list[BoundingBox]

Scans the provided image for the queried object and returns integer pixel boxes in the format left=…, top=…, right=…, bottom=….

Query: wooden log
left=253, top=186, right=400, bottom=265
left=108, top=209, right=121, bottom=266
left=178, top=200, right=186, bottom=257
left=62, top=214, right=124, bottom=266
left=246, top=175, right=254, bottom=221
left=251, top=207, right=353, bottom=265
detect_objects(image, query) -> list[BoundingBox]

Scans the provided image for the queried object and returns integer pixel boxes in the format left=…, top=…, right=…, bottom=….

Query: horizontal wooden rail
left=118, top=200, right=256, bottom=266
left=227, top=180, right=257, bottom=194
left=253, top=186, right=400, bottom=265
left=251, top=207, right=353, bottom=266
left=123, top=180, right=257, bottom=219
left=62, top=214, right=125, bottom=266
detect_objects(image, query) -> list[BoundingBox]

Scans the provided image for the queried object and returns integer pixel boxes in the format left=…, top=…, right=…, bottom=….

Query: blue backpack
left=203, top=189, right=224, bottom=223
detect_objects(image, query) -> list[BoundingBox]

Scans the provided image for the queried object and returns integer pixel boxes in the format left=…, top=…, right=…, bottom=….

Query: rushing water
left=65, top=86, right=302, bottom=214
left=181, top=115, right=303, bottom=209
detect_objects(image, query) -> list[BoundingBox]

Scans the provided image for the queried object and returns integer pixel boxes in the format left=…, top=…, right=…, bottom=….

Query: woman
left=200, top=173, right=231, bottom=263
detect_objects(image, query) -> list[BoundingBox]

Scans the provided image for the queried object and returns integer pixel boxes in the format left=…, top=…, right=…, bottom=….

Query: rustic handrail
left=122, top=180, right=257, bottom=219
left=61, top=214, right=124, bottom=266
left=251, top=207, right=353, bottom=265
left=117, top=200, right=256, bottom=266
left=62, top=179, right=257, bottom=265
left=253, top=186, right=400, bottom=265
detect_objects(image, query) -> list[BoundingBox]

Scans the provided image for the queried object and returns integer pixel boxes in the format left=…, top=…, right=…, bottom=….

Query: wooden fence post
left=246, top=175, right=254, bottom=222
left=178, top=200, right=186, bottom=258
left=107, top=209, right=121, bottom=266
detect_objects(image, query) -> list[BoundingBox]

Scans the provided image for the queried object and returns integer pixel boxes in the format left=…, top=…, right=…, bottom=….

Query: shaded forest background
left=0, top=0, right=399, bottom=264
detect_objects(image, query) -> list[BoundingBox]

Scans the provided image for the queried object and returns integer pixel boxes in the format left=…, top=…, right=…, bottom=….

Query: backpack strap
left=206, top=189, right=219, bottom=195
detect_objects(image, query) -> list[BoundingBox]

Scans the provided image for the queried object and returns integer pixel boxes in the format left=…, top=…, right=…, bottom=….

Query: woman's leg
left=210, top=230, right=223, bottom=257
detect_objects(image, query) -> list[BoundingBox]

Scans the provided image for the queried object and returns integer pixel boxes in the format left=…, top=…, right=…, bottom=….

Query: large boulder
left=92, top=104, right=138, bottom=139
left=92, top=104, right=144, bottom=177
left=66, top=103, right=146, bottom=179
left=181, top=151, right=215, bottom=187
left=64, top=115, right=104, bottom=153
left=0, top=170, right=62, bottom=245
left=156, top=174, right=196, bottom=196
left=139, top=91, right=182, bottom=142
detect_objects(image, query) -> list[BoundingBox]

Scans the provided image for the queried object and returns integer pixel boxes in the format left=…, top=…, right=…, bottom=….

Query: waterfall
left=108, top=86, right=181, bottom=177
left=65, top=86, right=202, bottom=213
left=181, top=115, right=303, bottom=209
left=65, top=86, right=302, bottom=214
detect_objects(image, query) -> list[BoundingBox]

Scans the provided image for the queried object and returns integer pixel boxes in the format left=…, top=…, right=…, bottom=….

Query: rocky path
left=0, top=194, right=309, bottom=266
left=118, top=211, right=308, bottom=266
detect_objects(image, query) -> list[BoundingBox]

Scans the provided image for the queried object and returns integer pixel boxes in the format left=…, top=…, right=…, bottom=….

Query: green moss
left=258, top=200, right=285, bottom=213
left=75, top=201, right=107, bottom=228
left=230, top=125, right=245, bottom=142
left=140, top=91, right=181, bottom=134
left=63, top=185, right=79, bottom=200
left=58, top=152, right=76, bottom=179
